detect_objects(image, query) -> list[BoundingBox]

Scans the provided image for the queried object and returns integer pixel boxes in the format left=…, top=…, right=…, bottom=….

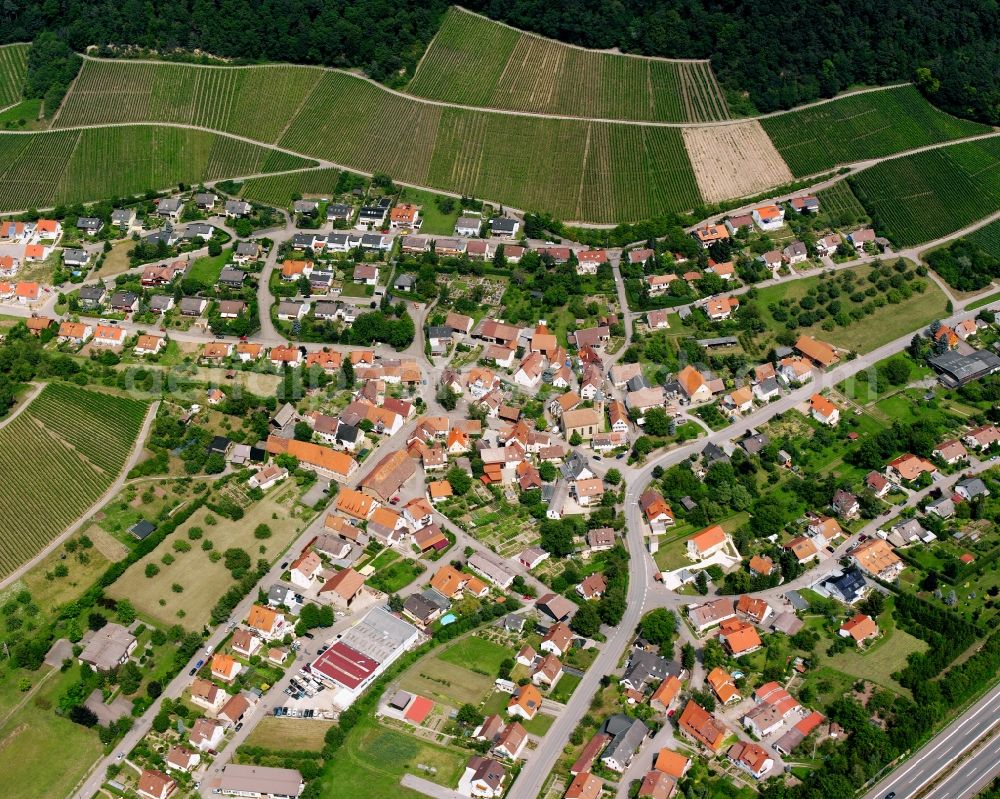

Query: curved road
left=508, top=292, right=1000, bottom=799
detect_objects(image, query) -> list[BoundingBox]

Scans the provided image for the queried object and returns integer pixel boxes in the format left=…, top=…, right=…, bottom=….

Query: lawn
left=397, top=186, right=461, bottom=236
left=524, top=712, right=556, bottom=736
left=0, top=665, right=104, bottom=799
left=814, top=604, right=927, bottom=697
left=550, top=672, right=582, bottom=704
left=752, top=263, right=949, bottom=353
left=186, top=249, right=231, bottom=285
left=317, top=718, right=467, bottom=798
left=108, top=485, right=304, bottom=629
left=368, top=558, right=425, bottom=594
left=245, top=717, right=335, bottom=751
left=0, top=99, right=44, bottom=130
left=400, top=654, right=497, bottom=707
left=21, top=526, right=126, bottom=616
left=438, top=637, right=510, bottom=678
left=97, top=238, right=139, bottom=277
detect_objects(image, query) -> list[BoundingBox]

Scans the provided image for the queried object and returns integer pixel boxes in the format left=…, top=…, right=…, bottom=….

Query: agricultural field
left=751, top=262, right=949, bottom=353
left=0, top=383, right=148, bottom=580
left=280, top=72, right=702, bottom=222
left=239, top=167, right=344, bottom=207
left=816, top=180, right=869, bottom=225
left=55, top=59, right=324, bottom=143
left=0, top=43, right=28, bottom=109
left=406, top=7, right=729, bottom=122
left=682, top=120, right=792, bottom=202
left=245, top=717, right=335, bottom=750
left=107, top=483, right=304, bottom=630
left=0, top=126, right=315, bottom=213
left=761, top=85, right=989, bottom=177
left=848, top=136, right=1000, bottom=246
left=966, top=218, right=1000, bottom=257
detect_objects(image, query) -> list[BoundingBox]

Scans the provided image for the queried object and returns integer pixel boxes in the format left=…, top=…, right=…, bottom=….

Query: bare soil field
left=682, top=121, right=793, bottom=203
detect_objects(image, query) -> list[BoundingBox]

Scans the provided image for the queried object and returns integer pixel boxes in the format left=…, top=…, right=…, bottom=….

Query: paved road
left=921, top=731, right=1000, bottom=799
left=0, top=399, right=159, bottom=592
left=507, top=295, right=1000, bottom=799
left=862, top=685, right=1000, bottom=799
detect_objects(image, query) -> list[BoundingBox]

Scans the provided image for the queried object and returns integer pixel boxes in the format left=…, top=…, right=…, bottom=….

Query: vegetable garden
left=848, top=136, right=1000, bottom=246
left=0, top=43, right=27, bottom=109
left=406, top=7, right=729, bottom=122
left=0, top=383, right=148, bottom=579
left=761, top=85, right=989, bottom=177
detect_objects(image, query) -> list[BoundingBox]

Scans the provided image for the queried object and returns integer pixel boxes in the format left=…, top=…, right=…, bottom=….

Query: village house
left=851, top=538, right=904, bottom=580
left=678, top=701, right=728, bottom=752
left=686, top=525, right=730, bottom=560
left=810, top=393, right=840, bottom=426
left=839, top=613, right=879, bottom=645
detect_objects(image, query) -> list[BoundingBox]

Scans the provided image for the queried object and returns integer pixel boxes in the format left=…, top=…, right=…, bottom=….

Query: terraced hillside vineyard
left=761, top=85, right=989, bottom=177
left=0, top=126, right=315, bottom=213
left=55, top=59, right=325, bottom=143
left=406, top=7, right=729, bottom=122
left=0, top=383, right=148, bottom=579
left=240, top=168, right=345, bottom=207
left=278, top=71, right=701, bottom=221
left=848, top=137, right=1000, bottom=247
left=0, top=43, right=28, bottom=108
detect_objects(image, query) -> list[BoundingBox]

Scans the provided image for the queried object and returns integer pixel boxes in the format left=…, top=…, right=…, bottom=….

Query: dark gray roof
left=326, top=204, right=352, bottom=219
left=235, top=241, right=259, bottom=256
left=218, top=267, right=246, bottom=284
left=929, top=349, right=1000, bottom=387
left=79, top=284, right=106, bottom=300
left=626, top=374, right=650, bottom=392
left=336, top=423, right=360, bottom=444
left=129, top=520, right=156, bottom=539
left=957, top=477, right=988, bottom=498
left=601, top=715, right=648, bottom=766
left=490, top=217, right=519, bottom=233
left=621, top=649, right=678, bottom=688
left=702, top=442, right=729, bottom=464
left=111, top=291, right=138, bottom=305
left=293, top=200, right=319, bottom=212
left=403, top=593, right=440, bottom=622
left=394, top=273, right=416, bottom=287
left=77, top=216, right=103, bottom=229
left=822, top=568, right=867, bottom=604
left=741, top=432, right=770, bottom=455
left=63, top=248, right=89, bottom=262
left=428, top=326, right=451, bottom=340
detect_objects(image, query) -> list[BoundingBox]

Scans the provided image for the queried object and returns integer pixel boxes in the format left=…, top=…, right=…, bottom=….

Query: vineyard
left=240, top=168, right=344, bottom=207
left=816, top=181, right=869, bottom=224
left=0, top=383, right=148, bottom=580
left=406, top=7, right=728, bottom=122
left=276, top=71, right=702, bottom=222
left=54, top=59, right=325, bottom=143
left=966, top=219, right=1000, bottom=257
left=0, top=43, right=27, bottom=108
left=761, top=85, right=989, bottom=177
left=0, top=126, right=315, bottom=213
left=848, top=137, right=1000, bottom=247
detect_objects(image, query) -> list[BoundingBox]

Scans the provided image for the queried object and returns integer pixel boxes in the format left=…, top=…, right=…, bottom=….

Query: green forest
left=0, top=0, right=996, bottom=124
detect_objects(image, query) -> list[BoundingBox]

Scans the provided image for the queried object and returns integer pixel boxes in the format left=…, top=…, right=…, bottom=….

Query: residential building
left=678, top=701, right=727, bottom=751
